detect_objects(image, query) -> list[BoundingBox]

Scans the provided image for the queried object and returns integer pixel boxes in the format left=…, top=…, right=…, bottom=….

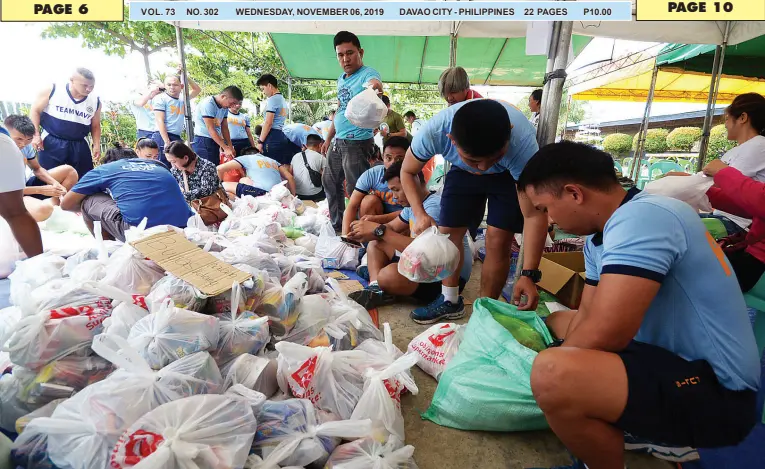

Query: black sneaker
left=349, top=284, right=395, bottom=310
left=356, top=264, right=370, bottom=281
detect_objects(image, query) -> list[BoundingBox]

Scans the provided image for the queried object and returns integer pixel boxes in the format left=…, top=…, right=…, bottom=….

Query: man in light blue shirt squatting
left=341, top=136, right=409, bottom=236
left=518, top=142, right=760, bottom=469
left=401, top=99, right=547, bottom=324
left=191, top=85, right=243, bottom=165
left=346, top=160, right=473, bottom=310
left=151, top=71, right=201, bottom=163
left=226, top=101, right=256, bottom=155
left=131, top=80, right=163, bottom=139
left=29, top=68, right=101, bottom=177
left=254, top=74, right=299, bottom=166
left=216, top=147, right=296, bottom=199
left=322, top=31, right=384, bottom=233
left=283, top=123, right=322, bottom=148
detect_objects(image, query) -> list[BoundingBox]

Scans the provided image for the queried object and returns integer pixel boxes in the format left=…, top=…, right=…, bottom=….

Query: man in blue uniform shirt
left=518, top=141, right=760, bottom=469
left=191, top=86, right=243, bottom=165
left=152, top=71, right=201, bottom=162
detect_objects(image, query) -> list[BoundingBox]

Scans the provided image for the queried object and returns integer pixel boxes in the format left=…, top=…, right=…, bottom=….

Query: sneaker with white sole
left=623, top=432, right=700, bottom=462
left=348, top=284, right=395, bottom=310
left=410, top=295, right=465, bottom=324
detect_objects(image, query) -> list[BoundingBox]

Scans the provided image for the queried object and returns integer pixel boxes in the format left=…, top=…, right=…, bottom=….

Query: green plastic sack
left=422, top=298, right=554, bottom=432
left=701, top=217, right=728, bottom=240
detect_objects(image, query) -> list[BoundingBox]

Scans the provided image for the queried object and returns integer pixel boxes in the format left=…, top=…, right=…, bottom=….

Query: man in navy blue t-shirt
left=518, top=142, right=760, bottom=469
left=61, top=147, right=192, bottom=241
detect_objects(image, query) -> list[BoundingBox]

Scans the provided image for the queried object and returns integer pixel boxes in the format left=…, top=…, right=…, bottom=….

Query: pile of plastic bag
left=3, top=183, right=424, bottom=468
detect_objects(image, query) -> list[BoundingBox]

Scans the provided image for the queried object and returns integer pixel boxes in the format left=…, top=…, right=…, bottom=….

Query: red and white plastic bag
left=406, top=323, right=464, bottom=380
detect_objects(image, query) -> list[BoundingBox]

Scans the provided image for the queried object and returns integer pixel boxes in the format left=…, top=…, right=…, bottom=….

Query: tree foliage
left=708, top=124, right=737, bottom=161
left=666, top=127, right=702, bottom=152
left=603, top=133, right=633, bottom=156
left=633, top=128, right=669, bottom=153
left=517, top=91, right=587, bottom=135
left=99, top=103, right=137, bottom=150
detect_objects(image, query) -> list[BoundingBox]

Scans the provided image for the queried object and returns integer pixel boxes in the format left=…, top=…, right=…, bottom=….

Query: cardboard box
left=537, top=252, right=586, bottom=309
left=131, top=231, right=251, bottom=296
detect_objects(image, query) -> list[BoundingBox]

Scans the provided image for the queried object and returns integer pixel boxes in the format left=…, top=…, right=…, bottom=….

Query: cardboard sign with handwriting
left=131, top=231, right=251, bottom=296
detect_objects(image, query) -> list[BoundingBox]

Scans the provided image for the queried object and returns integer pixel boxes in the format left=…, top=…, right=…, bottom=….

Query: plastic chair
left=676, top=158, right=693, bottom=172
left=613, top=160, right=623, bottom=176
left=637, top=161, right=684, bottom=189
left=743, top=273, right=765, bottom=424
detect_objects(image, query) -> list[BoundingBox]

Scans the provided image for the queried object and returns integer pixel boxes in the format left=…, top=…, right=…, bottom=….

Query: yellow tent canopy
left=569, top=37, right=765, bottom=104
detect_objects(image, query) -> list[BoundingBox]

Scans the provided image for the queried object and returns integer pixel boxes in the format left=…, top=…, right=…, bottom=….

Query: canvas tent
left=568, top=35, right=765, bottom=104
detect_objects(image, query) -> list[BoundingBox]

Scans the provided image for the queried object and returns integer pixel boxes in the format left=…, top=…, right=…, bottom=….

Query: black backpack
left=302, top=151, right=323, bottom=187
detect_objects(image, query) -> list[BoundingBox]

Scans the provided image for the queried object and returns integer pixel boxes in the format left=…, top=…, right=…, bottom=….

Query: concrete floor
left=377, top=262, right=674, bottom=469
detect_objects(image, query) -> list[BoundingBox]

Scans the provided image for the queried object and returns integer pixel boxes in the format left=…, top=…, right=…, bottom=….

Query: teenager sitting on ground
left=289, top=133, right=327, bottom=202
left=4, top=115, right=78, bottom=222
left=164, top=141, right=222, bottom=202
left=61, top=144, right=192, bottom=242
left=134, top=137, right=160, bottom=161
left=518, top=141, right=759, bottom=469
left=346, top=161, right=472, bottom=312
left=217, top=147, right=296, bottom=198
left=341, top=136, right=409, bottom=235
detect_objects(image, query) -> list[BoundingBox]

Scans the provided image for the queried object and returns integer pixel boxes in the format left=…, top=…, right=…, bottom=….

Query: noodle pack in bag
left=398, top=227, right=459, bottom=283
left=213, top=282, right=271, bottom=366
left=206, top=264, right=269, bottom=316
left=221, top=353, right=279, bottom=398
left=255, top=273, right=308, bottom=337
left=128, top=299, right=220, bottom=370
left=20, top=334, right=223, bottom=469
left=109, top=391, right=261, bottom=469
left=146, top=274, right=209, bottom=313
left=253, top=398, right=374, bottom=468
left=16, top=355, right=114, bottom=407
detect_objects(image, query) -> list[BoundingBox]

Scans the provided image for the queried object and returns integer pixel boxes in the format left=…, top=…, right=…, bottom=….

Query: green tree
left=708, top=124, right=737, bottom=161
left=633, top=128, right=669, bottom=153
left=516, top=91, right=587, bottom=135
left=42, top=6, right=179, bottom=79
left=603, top=133, right=633, bottom=156
left=99, top=102, right=137, bottom=157
left=666, top=127, right=702, bottom=152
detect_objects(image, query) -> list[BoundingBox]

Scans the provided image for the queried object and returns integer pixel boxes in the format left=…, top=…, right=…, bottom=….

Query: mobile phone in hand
left=340, top=236, right=363, bottom=248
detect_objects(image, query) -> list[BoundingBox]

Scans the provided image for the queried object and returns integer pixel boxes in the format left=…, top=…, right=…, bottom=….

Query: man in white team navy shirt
left=29, top=67, right=101, bottom=177
left=518, top=142, right=760, bottom=469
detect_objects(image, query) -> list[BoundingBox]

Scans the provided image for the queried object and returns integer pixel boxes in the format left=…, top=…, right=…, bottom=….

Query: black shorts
left=410, top=277, right=468, bottom=303
left=615, top=340, right=757, bottom=448
left=297, top=189, right=326, bottom=202
left=439, top=168, right=523, bottom=233
left=235, top=183, right=267, bottom=199
left=726, top=248, right=765, bottom=293
left=25, top=175, right=48, bottom=200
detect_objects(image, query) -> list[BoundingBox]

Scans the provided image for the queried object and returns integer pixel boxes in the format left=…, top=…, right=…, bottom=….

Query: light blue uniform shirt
left=334, top=65, right=381, bottom=141
left=584, top=189, right=760, bottom=392
left=263, top=93, right=287, bottom=131
left=194, top=96, right=229, bottom=139
left=400, top=192, right=472, bottom=282
left=355, top=165, right=403, bottom=213
left=283, top=123, right=321, bottom=147
left=235, top=153, right=282, bottom=191
left=131, top=101, right=156, bottom=132
left=227, top=112, right=250, bottom=141
left=411, top=99, right=538, bottom=177
left=152, top=93, right=186, bottom=136
left=21, top=145, right=36, bottom=160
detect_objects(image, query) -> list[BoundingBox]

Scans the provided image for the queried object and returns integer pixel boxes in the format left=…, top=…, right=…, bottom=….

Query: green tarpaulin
left=658, top=36, right=765, bottom=79
left=271, top=34, right=591, bottom=86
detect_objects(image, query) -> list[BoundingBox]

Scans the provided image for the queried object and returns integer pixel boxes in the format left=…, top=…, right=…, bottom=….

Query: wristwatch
left=520, top=269, right=543, bottom=283
left=373, top=224, right=387, bottom=239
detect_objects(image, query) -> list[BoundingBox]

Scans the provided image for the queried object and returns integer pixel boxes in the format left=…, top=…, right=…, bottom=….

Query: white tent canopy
left=158, top=0, right=765, bottom=45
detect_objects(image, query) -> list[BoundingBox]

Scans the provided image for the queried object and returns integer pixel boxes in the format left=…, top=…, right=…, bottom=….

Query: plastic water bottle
left=501, top=252, right=519, bottom=301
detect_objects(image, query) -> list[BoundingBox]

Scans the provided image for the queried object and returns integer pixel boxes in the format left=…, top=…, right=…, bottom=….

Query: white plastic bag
left=294, top=233, right=318, bottom=253
left=256, top=273, right=308, bottom=337
left=35, top=335, right=222, bottom=469
left=232, top=195, right=260, bottom=217
left=206, top=265, right=269, bottom=316
left=66, top=222, right=111, bottom=283
left=213, top=283, right=270, bottom=366
left=325, top=436, right=419, bottom=469
left=102, top=244, right=166, bottom=295
left=9, top=252, right=65, bottom=307
left=109, top=393, right=259, bottom=469
left=254, top=398, right=374, bottom=468
left=406, top=322, right=464, bottom=380
left=275, top=342, right=374, bottom=419
left=350, top=353, right=419, bottom=441
left=315, top=236, right=359, bottom=270
left=345, top=86, right=387, bottom=129
left=291, top=256, right=326, bottom=293
left=128, top=299, right=220, bottom=369
left=102, top=294, right=150, bottom=340
left=146, top=274, right=209, bottom=312
left=0, top=218, right=26, bottom=279
left=643, top=172, right=715, bottom=212
left=221, top=353, right=279, bottom=398
left=356, top=323, right=412, bottom=387
left=270, top=181, right=294, bottom=207
left=398, top=227, right=459, bottom=283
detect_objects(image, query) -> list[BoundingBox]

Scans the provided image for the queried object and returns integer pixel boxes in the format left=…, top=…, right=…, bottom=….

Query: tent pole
left=632, top=59, right=659, bottom=182
left=175, top=23, right=194, bottom=141
left=697, top=21, right=731, bottom=172
left=537, top=21, right=572, bottom=146
left=288, top=77, right=293, bottom=123
left=449, top=32, right=457, bottom=67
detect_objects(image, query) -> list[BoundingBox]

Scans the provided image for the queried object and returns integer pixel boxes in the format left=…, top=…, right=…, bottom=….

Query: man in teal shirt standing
left=322, top=31, right=384, bottom=233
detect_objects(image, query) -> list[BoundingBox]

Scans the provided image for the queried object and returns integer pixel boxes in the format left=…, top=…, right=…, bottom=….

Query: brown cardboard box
left=537, top=252, right=586, bottom=309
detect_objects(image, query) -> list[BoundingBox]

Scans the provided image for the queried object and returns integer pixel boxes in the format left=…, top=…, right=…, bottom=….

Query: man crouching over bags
left=518, top=141, right=760, bottom=469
